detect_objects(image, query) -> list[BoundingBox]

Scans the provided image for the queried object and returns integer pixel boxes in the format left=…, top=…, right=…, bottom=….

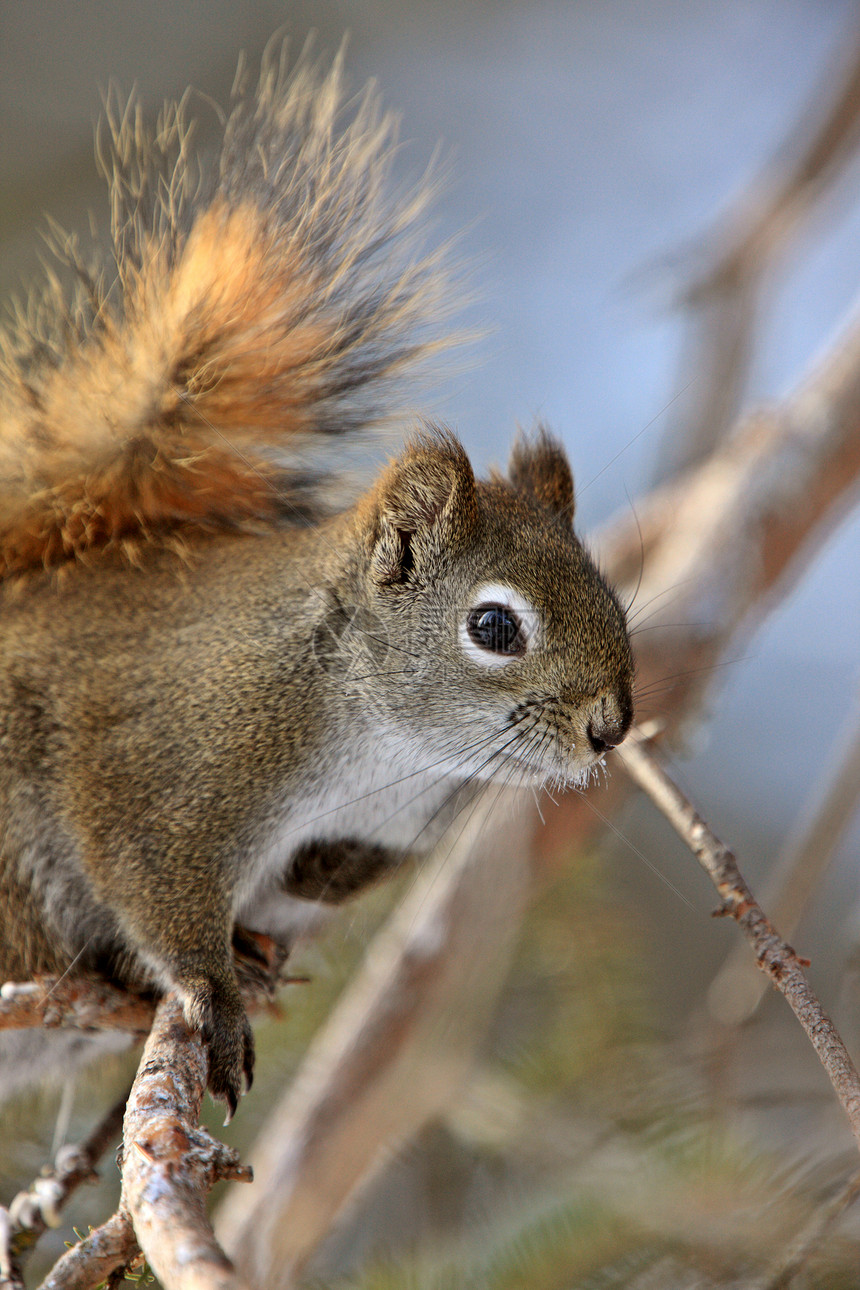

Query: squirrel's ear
left=371, top=432, right=477, bottom=585
left=507, top=426, right=575, bottom=523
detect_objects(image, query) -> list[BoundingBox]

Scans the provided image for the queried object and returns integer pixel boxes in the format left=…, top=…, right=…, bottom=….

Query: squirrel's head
left=345, top=427, right=633, bottom=790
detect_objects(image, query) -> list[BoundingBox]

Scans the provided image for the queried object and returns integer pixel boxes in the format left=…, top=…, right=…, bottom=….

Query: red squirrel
left=0, top=47, right=633, bottom=1116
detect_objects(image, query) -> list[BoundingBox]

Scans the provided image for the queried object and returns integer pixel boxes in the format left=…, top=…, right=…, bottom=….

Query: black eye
left=466, top=604, right=525, bottom=655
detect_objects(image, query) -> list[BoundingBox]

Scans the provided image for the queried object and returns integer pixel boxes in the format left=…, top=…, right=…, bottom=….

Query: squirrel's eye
left=466, top=605, right=525, bottom=656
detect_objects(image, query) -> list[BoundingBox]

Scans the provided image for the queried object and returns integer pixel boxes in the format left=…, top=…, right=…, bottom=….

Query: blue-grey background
left=2, top=0, right=859, bottom=1013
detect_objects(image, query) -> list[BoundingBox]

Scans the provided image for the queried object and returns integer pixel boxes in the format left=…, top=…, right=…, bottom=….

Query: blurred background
left=2, top=2, right=860, bottom=1286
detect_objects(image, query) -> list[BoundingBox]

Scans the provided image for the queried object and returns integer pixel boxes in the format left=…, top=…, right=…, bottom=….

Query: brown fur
left=506, top=424, right=576, bottom=520
left=0, top=48, right=447, bottom=575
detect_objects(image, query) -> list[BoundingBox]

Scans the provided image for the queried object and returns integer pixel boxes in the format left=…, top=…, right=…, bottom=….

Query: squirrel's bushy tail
left=0, top=43, right=449, bottom=575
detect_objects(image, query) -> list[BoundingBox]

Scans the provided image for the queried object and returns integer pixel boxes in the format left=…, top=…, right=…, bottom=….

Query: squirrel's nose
left=586, top=721, right=622, bottom=755
left=585, top=692, right=632, bottom=755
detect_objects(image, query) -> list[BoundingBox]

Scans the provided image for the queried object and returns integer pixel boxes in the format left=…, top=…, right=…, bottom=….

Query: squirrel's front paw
left=183, top=980, right=255, bottom=1121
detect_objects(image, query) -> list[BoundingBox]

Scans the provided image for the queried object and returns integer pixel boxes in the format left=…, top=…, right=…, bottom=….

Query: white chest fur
left=234, top=724, right=463, bottom=938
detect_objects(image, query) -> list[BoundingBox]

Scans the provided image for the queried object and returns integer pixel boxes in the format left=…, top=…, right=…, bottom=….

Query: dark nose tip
left=586, top=721, right=623, bottom=755
left=585, top=692, right=633, bottom=755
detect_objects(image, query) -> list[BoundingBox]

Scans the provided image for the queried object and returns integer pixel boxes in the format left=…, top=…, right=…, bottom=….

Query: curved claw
left=185, top=979, right=255, bottom=1121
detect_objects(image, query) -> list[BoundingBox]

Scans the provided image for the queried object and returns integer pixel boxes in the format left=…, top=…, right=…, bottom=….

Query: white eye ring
left=459, top=583, right=540, bottom=669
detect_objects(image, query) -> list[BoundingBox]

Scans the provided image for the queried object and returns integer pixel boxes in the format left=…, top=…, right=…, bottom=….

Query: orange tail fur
left=0, top=45, right=449, bottom=576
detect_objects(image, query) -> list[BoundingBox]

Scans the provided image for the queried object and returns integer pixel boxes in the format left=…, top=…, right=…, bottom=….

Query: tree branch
left=604, top=306, right=860, bottom=720
left=617, top=729, right=860, bottom=1152
left=655, top=18, right=860, bottom=479
left=1, top=931, right=296, bottom=1287
left=0, top=977, right=154, bottom=1034
left=117, top=995, right=253, bottom=1290
left=32, top=997, right=255, bottom=1290
left=1, top=933, right=296, bottom=1034
left=540, top=301, right=860, bottom=862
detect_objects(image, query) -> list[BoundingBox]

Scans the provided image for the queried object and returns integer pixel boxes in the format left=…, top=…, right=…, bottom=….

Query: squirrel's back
left=0, top=44, right=448, bottom=578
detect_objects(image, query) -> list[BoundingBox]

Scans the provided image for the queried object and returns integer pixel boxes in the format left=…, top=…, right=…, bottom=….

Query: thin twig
left=617, top=729, right=860, bottom=1153
left=0, top=1090, right=128, bottom=1287
left=709, top=697, right=860, bottom=1025
left=36, top=1211, right=137, bottom=1290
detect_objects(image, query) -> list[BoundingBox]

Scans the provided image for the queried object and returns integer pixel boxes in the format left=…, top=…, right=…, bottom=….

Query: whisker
left=625, top=582, right=691, bottom=628
left=388, top=716, right=543, bottom=857
left=343, top=668, right=420, bottom=684
left=633, top=655, right=749, bottom=700
left=415, top=732, right=535, bottom=886
left=622, top=493, right=645, bottom=616
left=577, top=377, right=697, bottom=498
left=572, top=785, right=696, bottom=911
left=284, top=715, right=542, bottom=905
left=276, top=722, right=518, bottom=841
left=43, top=936, right=98, bottom=999
left=628, top=621, right=707, bottom=637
